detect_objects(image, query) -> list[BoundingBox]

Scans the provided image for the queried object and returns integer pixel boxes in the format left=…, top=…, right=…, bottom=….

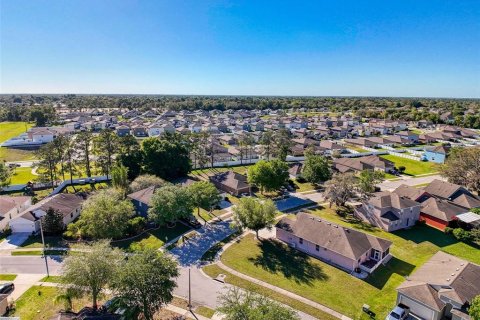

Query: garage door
left=398, top=295, right=436, bottom=320
left=10, top=220, right=35, bottom=233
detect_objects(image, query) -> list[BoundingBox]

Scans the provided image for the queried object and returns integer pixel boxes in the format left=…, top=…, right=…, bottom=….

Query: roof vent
left=451, top=273, right=455, bottom=276
left=333, top=225, right=338, bottom=228
left=446, top=278, right=450, bottom=281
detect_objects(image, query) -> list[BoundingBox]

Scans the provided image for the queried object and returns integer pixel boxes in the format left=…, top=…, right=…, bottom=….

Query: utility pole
left=39, top=217, right=50, bottom=277
left=188, top=268, right=192, bottom=311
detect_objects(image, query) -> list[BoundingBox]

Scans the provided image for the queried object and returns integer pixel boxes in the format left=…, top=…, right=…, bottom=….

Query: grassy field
left=0, top=274, right=17, bottom=281
left=218, top=206, right=480, bottom=319
left=10, top=285, right=107, bottom=320
left=0, top=122, right=33, bottom=143
left=20, top=235, right=67, bottom=249
left=112, top=223, right=191, bottom=252
left=9, top=167, right=37, bottom=184
left=380, top=154, right=439, bottom=176
left=195, top=306, right=216, bottom=318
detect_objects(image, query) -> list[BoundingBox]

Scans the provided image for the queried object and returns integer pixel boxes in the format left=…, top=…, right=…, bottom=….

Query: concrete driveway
left=170, top=220, right=235, bottom=266
left=0, top=233, right=30, bottom=250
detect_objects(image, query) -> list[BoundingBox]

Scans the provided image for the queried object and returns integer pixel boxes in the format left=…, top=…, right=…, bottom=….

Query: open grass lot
left=380, top=154, right=439, bottom=176
left=20, top=235, right=67, bottom=249
left=0, top=147, right=37, bottom=162
left=345, top=144, right=370, bottom=153
left=10, top=285, right=108, bottom=320
left=9, top=167, right=37, bottom=184
left=0, top=274, right=17, bottom=281
left=112, top=223, right=191, bottom=252
left=191, top=165, right=252, bottom=179
left=219, top=206, right=480, bottom=319
left=0, top=122, right=33, bottom=143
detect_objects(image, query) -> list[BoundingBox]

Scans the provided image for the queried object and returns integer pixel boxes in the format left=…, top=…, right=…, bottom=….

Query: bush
left=444, top=227, right=453, bottom=234
left=127, top=216, right=147, bottom=236
left=452, top=228, right=472, bottom=242
left=470, top=228, right=480, bottom=246
left=398, top=166, right=406, bottom=173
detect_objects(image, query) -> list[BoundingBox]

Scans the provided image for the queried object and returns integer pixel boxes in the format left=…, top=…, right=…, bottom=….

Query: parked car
left=386, top=304, right=410, bottom=320
left=180, top=216, right=202, bottom=229
left=0, top=283, right=14, bottom=294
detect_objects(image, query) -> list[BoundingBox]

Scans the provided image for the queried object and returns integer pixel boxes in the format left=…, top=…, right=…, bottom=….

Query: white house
left=0, top=196, right=31, bottom=231
left=9, top=193, right=84, bottom=234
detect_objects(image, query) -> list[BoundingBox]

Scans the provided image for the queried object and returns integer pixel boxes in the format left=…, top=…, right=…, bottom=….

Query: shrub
left=452, top=228, right=471, bottom=242
left=127, top=216, right=147, bottom=236
left=398, top=166, right=406, bottom=173
left=444, top=227, right=453, bottom=234
left=470, top=228, right=480, bottom=246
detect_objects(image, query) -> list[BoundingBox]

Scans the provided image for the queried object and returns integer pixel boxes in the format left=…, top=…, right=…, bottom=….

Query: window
left=70, top=212, right=73, bottom=218
left=299, top=238, right=303, bottom=244
left=315, top=245, right=320, bottom=251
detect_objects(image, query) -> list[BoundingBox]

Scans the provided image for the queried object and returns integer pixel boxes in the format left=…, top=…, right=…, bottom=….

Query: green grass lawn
left=0, top=274, right=17, bottom=281
left=11, top=249, right=67, bottom=256
left=9, top=167, right=37, bottom=184
left=0, top=147, right=37, bottom=162
left=345, top=144, right=369, bottom=153
left=219, top=206, right=480, bottom=320
left=112, top=223, right=191, bottom=252
left=20, top=236, right=67, bottom=249
left=380, top=154, right=439, bottom=176
left=291, top=179, right=316, bottom=192
left=39, top=275, right=63, bottom=283
left=0, top=122, right=33, bottom=143
left=195, top=306, right=216, bottom=318
left=10, top=285, right=107, bottom=320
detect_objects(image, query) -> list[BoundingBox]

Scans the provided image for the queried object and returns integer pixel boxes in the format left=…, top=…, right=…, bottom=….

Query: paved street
left=0, top=256, right=64, bottom=275
left=377, top=174, right=445, bottom=191
left=170, top=220, right=235, bottom=266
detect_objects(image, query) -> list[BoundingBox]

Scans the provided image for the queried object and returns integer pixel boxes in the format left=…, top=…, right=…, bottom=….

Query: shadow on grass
left=393, top=224, right=479, bottom=249
left=366, top=256, right=415, bottom=290
left=248, top=239, right=328, bottom=286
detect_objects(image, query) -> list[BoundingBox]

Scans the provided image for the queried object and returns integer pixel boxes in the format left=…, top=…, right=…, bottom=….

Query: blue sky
left=1, top=0, right=479, bottom=97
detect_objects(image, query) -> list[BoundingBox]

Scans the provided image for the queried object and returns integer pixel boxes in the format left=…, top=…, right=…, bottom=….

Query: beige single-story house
left=9, top=193, right=84, bottom=234
left=0, top=195, right=31, bottom=231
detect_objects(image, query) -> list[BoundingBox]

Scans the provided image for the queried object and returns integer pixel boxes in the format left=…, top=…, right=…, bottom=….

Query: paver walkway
left=216, top=261, right=352, bottom=320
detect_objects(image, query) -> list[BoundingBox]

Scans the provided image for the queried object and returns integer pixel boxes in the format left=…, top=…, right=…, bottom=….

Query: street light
left=39, top=217, right=50, bottom=277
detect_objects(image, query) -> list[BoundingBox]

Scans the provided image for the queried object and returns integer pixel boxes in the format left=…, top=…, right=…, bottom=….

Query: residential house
left=419, top=198, right=468, bottom=230
left=355, top=191, right=421, bottom=232
left=9, top=193, right=84, bottom=234
left=396, top=251, right=480, bottom=320
left=276, top=213, right=392, bottom=273
left=0, top=196, right=31, bottom=231
left=395, top=130, right=419, bottom=143
left=344, top=138, right=376, bottom=148
left=127, top=186, right=156, bottom=217
left=131, top=125, right=148, bottom=137
left=116, top=125, right=130, bottom=137
left=424, top=145, right=450, bottom=163
left=209, top=171, right=251, bottom=196
left=333, top=155, right=395, bottom=173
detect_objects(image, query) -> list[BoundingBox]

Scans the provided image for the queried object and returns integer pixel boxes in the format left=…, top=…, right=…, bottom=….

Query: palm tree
left=54, top=287, right=82, bottom=312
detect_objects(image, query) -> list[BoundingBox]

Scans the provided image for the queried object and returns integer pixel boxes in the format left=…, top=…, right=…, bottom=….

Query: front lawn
left=0, top=274, right=17, bottom=281
left=10, top=285, right=107, bottom=320
left=9, top=167, right=37, bottom=185
left=219, top=207, right=480, bottom=319
left=40, top=275, right=63, bottom=283
left=112, top=223, right=191, bottom=252
left=380, top=154, right=438, bottom=176
left=0, top=148, right=37, bottom=162
left=20, top=236, right=67, bottom=249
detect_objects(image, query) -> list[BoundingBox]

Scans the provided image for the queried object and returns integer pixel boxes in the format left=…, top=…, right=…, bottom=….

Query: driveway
left=0, top=233, right=30, bottom=250
left=169, top=220, right=235, bottom=266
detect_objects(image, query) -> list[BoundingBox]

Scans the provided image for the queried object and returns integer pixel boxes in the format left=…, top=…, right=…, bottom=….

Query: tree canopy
left=232, top=197, right=277, bottom=239
left=149, top=184, right=194, bottom=224
left=301, top=153, right=331, bottom=184
left=188, top=181, right=222, bottom=219
left=247, top=160, right=289, bottom=193
left=142, top=135, right=191, bottom=180
left=66, top=189, right=134, bottom=240
left=357, top=169, right=385, bottom=198
left=324, top=172, right=357, bottom=207
left=129, top=174, right=167, bottom=193
left=62, top=240, right=124, bottom=310
left=218, top=287, right=300, bottom=320
left=113, top=249, right=179, bottom=320
left=441, top=147, right=480, bottom=193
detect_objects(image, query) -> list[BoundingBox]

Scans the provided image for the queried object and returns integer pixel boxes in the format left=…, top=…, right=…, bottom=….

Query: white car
left=386, top=305, right=410, bottom=320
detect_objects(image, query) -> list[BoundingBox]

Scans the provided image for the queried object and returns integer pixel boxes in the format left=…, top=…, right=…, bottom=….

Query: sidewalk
left=216, top=261, right=352, bottom=320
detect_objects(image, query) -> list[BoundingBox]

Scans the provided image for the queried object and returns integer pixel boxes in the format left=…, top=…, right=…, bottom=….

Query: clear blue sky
left=1, top=0, right=479, bottom=97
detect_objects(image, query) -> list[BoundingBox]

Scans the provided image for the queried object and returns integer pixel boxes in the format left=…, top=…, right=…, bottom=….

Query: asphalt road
left=377, top=174, right=445, bottom=191
left=0, top=256, right=64, bottom=275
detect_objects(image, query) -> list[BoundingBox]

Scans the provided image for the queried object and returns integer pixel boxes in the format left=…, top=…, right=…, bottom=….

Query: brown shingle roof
left=0, top=196, right=30, bottom=216
left=421, top=197, right=467, bottom=222
left=276, top=213, right=392, bottom=260
left=393, top=184, right=427, bottom=202
left=127, top=186, right=156, bottom=206
left=424, top=179, right=464, bottom=200
left=369, top=191, right=421, bottom=210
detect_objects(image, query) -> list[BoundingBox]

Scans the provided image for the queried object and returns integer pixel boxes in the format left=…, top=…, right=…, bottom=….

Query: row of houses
left=355, top=179, right=480, bottom=232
